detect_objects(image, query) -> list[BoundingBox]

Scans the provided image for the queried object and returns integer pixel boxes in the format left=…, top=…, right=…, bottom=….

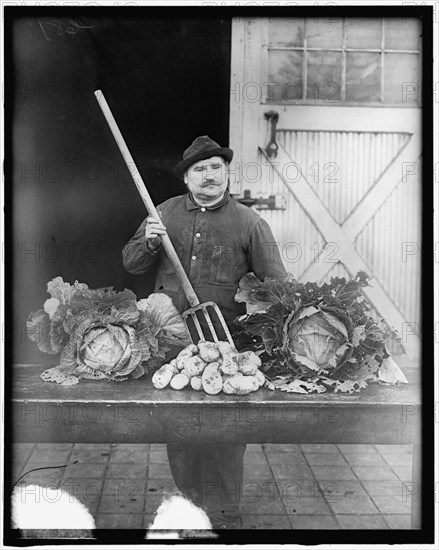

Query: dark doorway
left=8, top=12, right=231, bottom=364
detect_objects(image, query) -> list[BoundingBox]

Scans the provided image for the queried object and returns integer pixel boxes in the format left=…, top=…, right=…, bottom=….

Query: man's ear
left=183, top=170, right=188, bottom=185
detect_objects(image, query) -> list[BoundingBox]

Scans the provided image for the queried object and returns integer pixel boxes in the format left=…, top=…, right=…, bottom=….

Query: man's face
left=184, top=156, right=228, bottom=203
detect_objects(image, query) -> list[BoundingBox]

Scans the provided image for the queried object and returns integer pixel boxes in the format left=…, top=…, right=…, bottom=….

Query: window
left=267, top=18, right=421, bottom=105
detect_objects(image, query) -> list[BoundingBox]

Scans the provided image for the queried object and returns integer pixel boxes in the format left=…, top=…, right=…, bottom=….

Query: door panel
left=230, top=17, right=421, bottom=357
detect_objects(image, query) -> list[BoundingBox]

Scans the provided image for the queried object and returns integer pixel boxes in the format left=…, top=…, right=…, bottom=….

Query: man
left=123, top=135, right=286, bottom=529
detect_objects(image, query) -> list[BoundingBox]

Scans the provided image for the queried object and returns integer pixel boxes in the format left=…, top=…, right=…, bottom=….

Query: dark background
left=8, top=10, right=231, bottom=364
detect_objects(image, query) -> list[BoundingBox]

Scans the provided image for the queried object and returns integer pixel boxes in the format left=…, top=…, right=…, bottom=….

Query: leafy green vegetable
left=27, top=278, right=191, bottom=384
left=234, top=271, right=406, bottom=394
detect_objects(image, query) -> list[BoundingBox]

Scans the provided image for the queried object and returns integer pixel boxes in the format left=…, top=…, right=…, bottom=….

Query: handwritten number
left=38, top=18, right=94, bottom=39
left=38, top=19, right=51, bottom=42
left=46, top=19, right=63, bottom=36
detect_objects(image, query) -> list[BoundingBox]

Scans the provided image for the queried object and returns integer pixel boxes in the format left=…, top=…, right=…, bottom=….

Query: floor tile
left=262, top=444, right=301, bottom=453
left=383, top=514, right=412, bottom=529
left=390, top=465, right=412, bottom=481
left=12, top=444, right=35, bottom=462
left=372, top=496, right=412, bottom=514
left=328, top=496, right=379, bottom=515
left=96, top=513, right=144, bottom=529
left=112, top=444, right=151, bottom=451
left=310, top=466, right=356, bottom=481
left=148, top=463, right=173, bottom=478
left=241, top=494, right=286, bottom=515
left=98, top=493, right=145, bottom=514
left=337, top=444, right=377, bottom=454
left=59, top=478, right=104, bottom=501
left=28, top=447, right=73, bottom=463
left=244, top=453, right=269, bottom=464
left=283, top=496, right=332, bottom=515
left=149, top=451, right=169, bottom=463
left=62, top=463, right=107, bottom=479
left=343, top=453, right=387, bottom=466
left=150, top=444, right=167, bottom=452
left=146, top=478, right=179, bottom=495
left=71, top=445, right=111, bottom=463
left=305, top=453, right=347, bottom=466
left=380, top=453, right=412, bottom=466
left=33, top=443, right=74, bottom=451
left=350, top=465, right=398, bottom=481
left=241, top=514, right=291, bottom=529
left=336, top=514, right=388, bottom=529
left=102, top=478, right=147, bottom=495
left=288, top=515, right=339, bottom=529
left=374, top=445, right=412, bottom=455
left=361, top=480, right=406, bottom=496
left=243, top=463, right=273, bottom=480
left=16, top=463, right=65, bottom=484
left=109, top=448, right=149, bottom=463
left=75, top=443, right=112, bottom=449
left=143, top=494, right=169, bottom=514
left=275, top=480, right=321, bottom=498
left=300, top=444, right=339, bottom=453
left=271, top=464, right=315, bottom=480
left=106, top=463, right=148, bottom=479
left=265, top=453, right=307, bottom=466
left=317, top=480, right=369, bottom=498
left=246, top=444, right=265, bottom=452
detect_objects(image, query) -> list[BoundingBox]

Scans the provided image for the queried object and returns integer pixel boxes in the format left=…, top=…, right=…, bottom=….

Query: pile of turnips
left=152, top=341, right=266, bottom=395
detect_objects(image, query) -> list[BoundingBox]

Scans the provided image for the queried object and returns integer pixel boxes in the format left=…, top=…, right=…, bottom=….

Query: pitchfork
left=94, top=90, right=235, bottom=347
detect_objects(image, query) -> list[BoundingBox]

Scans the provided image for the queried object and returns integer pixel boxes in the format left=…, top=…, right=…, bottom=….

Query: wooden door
left=229, top=17, right=422, bottom=357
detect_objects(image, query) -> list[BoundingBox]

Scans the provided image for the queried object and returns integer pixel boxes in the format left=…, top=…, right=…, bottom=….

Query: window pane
left=384, top=53, right=420, bottom=104
left=345, top=18, right=382, bottom=49
left=268, top=19, right=304, bottom=48
left=384, top=18, right=421, bottom=50
left=306, top=51, right=342, bottom=102
left=346, top=52, right=381, bottom=102
left=268, top=50, right=303, bottom=102
left=306, top=19, right=343, bottom=49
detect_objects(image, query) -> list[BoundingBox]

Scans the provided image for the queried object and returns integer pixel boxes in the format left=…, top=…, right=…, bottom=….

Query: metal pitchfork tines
left=181, top=302, right=234, bottom=345
left=94, top=90, right=235, bottom=347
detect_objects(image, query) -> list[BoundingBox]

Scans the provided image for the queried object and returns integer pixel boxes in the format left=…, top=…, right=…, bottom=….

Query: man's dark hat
left=174, top=135, right=233, bottom=179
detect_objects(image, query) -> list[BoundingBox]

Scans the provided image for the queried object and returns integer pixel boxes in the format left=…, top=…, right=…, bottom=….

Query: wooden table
left=11, top=364, right=422, bottom=528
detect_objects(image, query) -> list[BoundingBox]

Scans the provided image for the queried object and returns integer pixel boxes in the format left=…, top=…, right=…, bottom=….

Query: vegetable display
left=26, top=277, right=191, bottom=385
left=152, top=342, right=266, bottom=395
left=233, top=271, right=408, bottom=394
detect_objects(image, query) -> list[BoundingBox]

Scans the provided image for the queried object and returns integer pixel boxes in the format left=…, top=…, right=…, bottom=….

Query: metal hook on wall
left=264, top=110, right=279, bottom=158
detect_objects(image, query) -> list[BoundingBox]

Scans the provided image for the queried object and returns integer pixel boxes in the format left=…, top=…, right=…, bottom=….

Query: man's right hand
left=145, top=216, right=167, bottom=252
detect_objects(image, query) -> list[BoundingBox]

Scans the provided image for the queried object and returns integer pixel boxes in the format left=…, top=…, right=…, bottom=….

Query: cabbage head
left=286, top=307, right=352, bottom=373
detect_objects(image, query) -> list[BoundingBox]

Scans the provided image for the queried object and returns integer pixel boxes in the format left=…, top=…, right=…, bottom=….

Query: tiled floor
left=11, top=443, right=413, bottom=530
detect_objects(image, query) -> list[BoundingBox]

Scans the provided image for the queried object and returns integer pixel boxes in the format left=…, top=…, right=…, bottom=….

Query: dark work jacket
left=122, top=191, right=287, bottom=329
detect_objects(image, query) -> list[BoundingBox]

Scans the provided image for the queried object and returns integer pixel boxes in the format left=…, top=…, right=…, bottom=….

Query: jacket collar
left=186, top=189, right=230, bottom=211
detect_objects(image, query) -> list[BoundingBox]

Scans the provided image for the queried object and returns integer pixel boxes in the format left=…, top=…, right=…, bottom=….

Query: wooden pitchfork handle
left=94, top=90, right=200, bottom=308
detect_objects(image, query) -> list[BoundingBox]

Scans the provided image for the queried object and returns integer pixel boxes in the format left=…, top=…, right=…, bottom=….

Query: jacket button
left=200, top=207, right=206, bottom=212
left=196, top=233, right=201, bottom=238
left=191, top=255, right=197, bottom=260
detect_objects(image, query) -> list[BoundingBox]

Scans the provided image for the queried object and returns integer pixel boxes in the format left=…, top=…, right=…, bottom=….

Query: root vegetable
left=201, top=362, right=223, bottom=395
left=254, top=369, right=265, bottom=387
left=238, top=351, right=262, bottom=375
left=152, top=363, right=178, bottom=389
left=190, top=376, right=203, bottom=391
left=222, top=374, right=259, bottom=395
left=176, top=344, right=198, bottom=370
left=220, top=357, right=239, bottom=376
left=217, top=341, right=239, bottom=360
left=198, top=341, right=221, bottom=362
left=170, top=373, right=190, bottom=390
left=181, top=355, right=206, bottom=378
